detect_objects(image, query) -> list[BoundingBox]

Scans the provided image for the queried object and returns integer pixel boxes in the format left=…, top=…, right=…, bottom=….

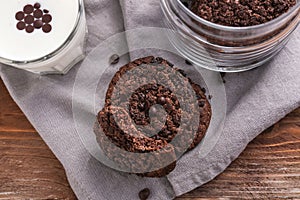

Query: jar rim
left=0, top=0, right=84, bottom=65
left=176, top=0, right=300, bottom=31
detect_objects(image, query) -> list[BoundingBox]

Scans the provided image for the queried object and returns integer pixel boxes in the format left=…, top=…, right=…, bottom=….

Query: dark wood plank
left=177, top=109, right=300, bottom=199
left=0, top=81, right=35, bottom=133
left=0, top=78, right=299, bottom=199
left=0, top=79, right=77, bottom=199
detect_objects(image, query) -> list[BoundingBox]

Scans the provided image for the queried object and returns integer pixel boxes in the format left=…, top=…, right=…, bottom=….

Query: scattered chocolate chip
left=109, top=54, right=120, bottom=65
left=150, top=59, right=155, bottom=63
left=220, top=72, right=226, bottom=78
left=15, top=11, right=25, bottom=20
left=16, top=21, right=26, bottom=30
left=34, top=3, right=41, bottom=9
left=220, top=72, right=226, bottom=83
left=201, top=87, right=206, bottom=93
left=43, top=9, right=49, bottom=14
left=199, top=100, right=205, bottom=107
left=25, top=25, right=34, bottom=33
left=185, top=59, right=192, bottom=65
left=42, top=14, right=52, bottom=23
left=157, top=96, right=166, bottom=105
left=208, top=95, right=213, bottom=100
left=24, top=15, right=34, bottom=24
left=33, top=20, right=43, bottom=29
left=138, top=188, right=150, bottom=200
left=16, top=3, right=52, bottom=33
left=33, top=9, right=43, bottom=18
left=138, top=92, right=145, bottom=100
left=23, top=5, right=34, bottom=14
left=42, top=24, right=52, bottom=33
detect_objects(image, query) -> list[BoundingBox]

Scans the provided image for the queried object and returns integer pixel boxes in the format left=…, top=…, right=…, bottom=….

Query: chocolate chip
left=150, top=57, right=156, bottom=63
left=208, top=95, right=213, bottom=100
left=138, top=103, right=145, bottom=111
left=33, top=9, right=43, bottom=18
left=33, top=20, right=43, bottom=29
left=34, top=3, right=41, bottom=9
left=185, top=59, right=192, bottom=65
left=23, top=5, right=34, bottom=14
left=156, top=57, right=163, bottom=64
left=43, top=9, right=49, bottom=13
left=26, top=25, right=34, bottom=33
left=15, top=11, right=25, bottom=20
left=109, top=54, right=120, bottom=65
left=138, top=93, right=145, bottom=100
left=220, top=72, right=226, bottom=83
left=24, top=15, right=34, bottom=24
left=42, top=24, right=52, bottom=33
left=157, top=96, right=166, bottom=105
left=138, top=188, right=150, bottom=200
left=42, top=14, right=52, bottom=23
left=220, top=72, right=226, bottom=78
left=201, top=87, right=206, bottom=93
left=16, top=21, right=26, bottom=30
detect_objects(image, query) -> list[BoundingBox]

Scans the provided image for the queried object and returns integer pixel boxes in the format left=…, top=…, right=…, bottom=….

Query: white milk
left=0, top=0, right=86, bottom=74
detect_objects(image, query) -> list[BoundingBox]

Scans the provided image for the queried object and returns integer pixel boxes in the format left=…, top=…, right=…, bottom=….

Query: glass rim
left=174, top=0, right=300, bottom=32
left=0, top=0, right=84, bottom=65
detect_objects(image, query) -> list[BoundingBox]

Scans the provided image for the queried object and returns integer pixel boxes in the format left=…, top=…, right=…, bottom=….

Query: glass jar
left=161, top=0, right=300, bottom=72
left=0, top=0, right=87, bottom=75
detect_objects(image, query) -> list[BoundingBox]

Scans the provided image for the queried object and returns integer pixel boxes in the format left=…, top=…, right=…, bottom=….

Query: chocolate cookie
left=94, top=56, right=212, bottom=177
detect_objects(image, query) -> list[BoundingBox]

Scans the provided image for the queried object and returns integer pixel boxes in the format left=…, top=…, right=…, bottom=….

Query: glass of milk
left=0, top=0, right=87, bottom=74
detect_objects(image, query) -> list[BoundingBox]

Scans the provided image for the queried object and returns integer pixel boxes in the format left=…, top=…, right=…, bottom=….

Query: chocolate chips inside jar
left=161, top=0, right=300, bottom=72
left=189, top=0, right=297, bottom=27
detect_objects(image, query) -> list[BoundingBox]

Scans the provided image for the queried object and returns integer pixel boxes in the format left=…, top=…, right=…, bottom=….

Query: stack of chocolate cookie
left=94, top=56, right=211, bottom=177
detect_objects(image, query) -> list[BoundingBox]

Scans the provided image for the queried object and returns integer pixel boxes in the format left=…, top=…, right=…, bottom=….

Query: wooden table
left=0, top=78, right=299, bottom=199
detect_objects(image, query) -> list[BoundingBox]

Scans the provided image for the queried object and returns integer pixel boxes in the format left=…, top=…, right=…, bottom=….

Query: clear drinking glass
left=0, top=0, right=87, bottom=75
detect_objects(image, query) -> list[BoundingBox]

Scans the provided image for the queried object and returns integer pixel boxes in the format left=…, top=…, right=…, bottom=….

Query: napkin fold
left=0, top=0, right=299, bottom=199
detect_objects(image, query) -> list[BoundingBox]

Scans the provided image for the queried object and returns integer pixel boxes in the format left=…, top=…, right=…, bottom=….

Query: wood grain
left=0, top=79, right=77, bottom=200
left=178, top=110, right=300, bottom=199
left=0, top=78, right=299, bottom=199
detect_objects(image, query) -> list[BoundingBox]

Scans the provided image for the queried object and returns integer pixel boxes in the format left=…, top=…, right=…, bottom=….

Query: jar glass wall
left=161, top=0, right=300, bottom=72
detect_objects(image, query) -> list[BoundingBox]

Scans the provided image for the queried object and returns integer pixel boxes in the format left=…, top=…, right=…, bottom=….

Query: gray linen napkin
left=0, top=1, right=299, bottom=200
left=1, top=1, right=174, bottom=200
left=120, top=0, right=300, bottom=196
